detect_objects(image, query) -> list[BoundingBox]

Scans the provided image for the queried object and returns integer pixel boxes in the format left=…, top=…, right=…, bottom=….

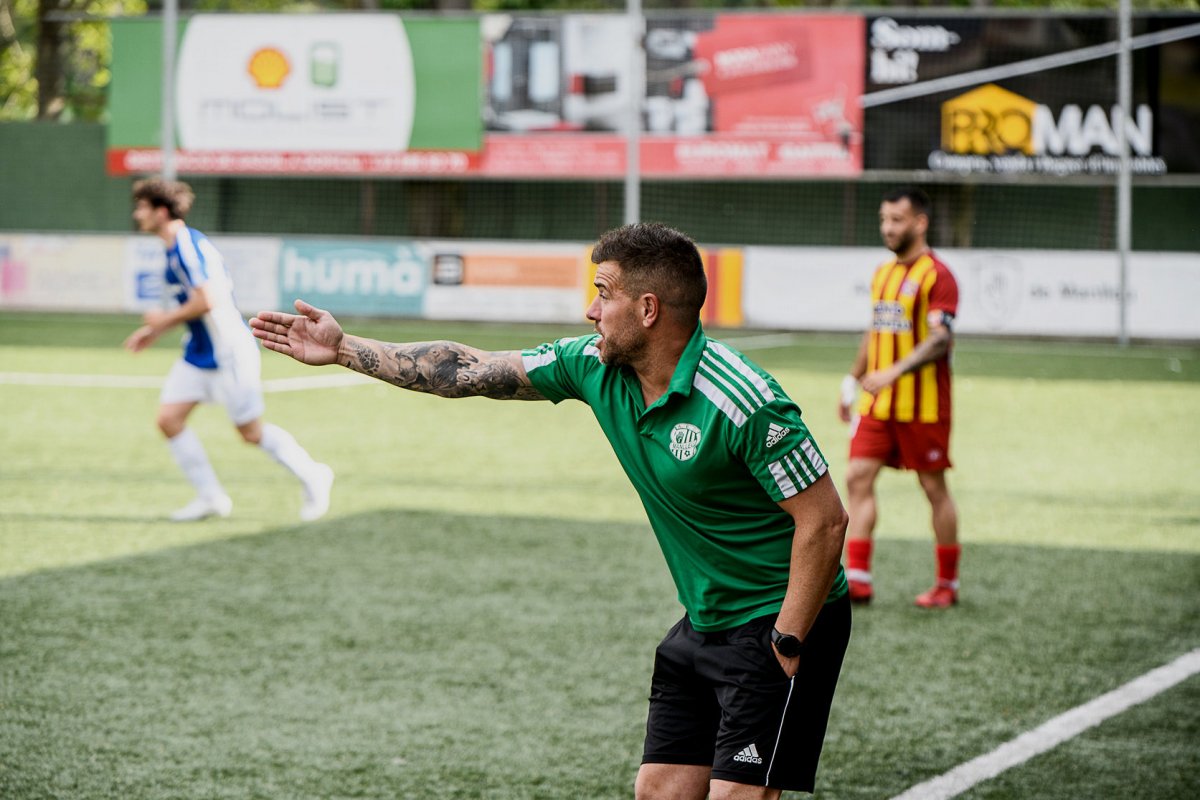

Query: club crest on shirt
left=669, top=423, right=702, bottom=462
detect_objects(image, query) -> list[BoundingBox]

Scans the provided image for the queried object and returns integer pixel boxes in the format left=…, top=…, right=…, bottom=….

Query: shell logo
left=247, top=47, right=291, bottom=89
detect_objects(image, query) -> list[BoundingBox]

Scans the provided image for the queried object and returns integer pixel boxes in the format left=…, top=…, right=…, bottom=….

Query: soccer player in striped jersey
left=124, top=178, right=333, bottom=523
left=251, top=222, right=851, bottom=799
left=838, top=187, right=961, bottom=609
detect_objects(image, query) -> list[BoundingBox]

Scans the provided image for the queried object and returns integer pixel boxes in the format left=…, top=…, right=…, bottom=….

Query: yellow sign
left=941, top=84, right=1037, bottom=155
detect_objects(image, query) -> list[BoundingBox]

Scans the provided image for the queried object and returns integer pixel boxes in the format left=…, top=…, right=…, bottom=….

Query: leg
left=641, top=618, right=720, bottom=800
left=709, top=779, right=781, bottom=800
left=156, top=401, right=196, bottom=439
left=159, top=402, right=232, bottom=521
left=917, top=469, right=958, bottom=548
left=222, top=344, right=333, bottom=523
left=844, top=457, right=884, bottom=603
left=635, top=764, right=711, bottom=800
left=914, top=470, right=960, bottom=608
left=242, top=417, right=334, bottom=522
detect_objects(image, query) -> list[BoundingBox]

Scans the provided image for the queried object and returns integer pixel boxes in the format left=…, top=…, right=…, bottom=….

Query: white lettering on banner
left=1033, top=105, right=1153, bottom=156
left=871, top=49, right=920, bottom=85
left=870, top=17, right=962, bottom=52
left=777, top=142, right=852, bottom=161
left=282, top=250, right=423, bottom=296
left=675, top=141, right=771, bottom=161
left=927, top=150, right=1166, bottom=177
left=869, top=17, right=962, bottom=86
left=712, top=42, right=799, bottom=80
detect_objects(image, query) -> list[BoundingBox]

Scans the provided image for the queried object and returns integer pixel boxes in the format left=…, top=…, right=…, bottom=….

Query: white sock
left=167, top=429, right=225, bottom=499
left=258, top=422, right=320, bottom=484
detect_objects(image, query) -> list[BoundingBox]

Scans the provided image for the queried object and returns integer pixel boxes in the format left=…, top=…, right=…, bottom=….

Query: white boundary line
left=889, top=647, right=1200, bottom=800
left=0, top=372, right=374, bottom=392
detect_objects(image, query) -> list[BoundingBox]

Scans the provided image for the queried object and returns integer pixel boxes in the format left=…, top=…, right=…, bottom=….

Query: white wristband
left=840, top=374, right=859, bottom=407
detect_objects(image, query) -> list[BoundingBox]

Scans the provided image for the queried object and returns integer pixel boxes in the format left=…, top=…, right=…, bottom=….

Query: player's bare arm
left=771, top=475, right=848, bottom=676
left=251, top=299, right=546, bottom=401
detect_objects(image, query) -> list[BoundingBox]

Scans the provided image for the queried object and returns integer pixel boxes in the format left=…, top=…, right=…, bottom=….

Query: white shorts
left=160, top=350, right=265, bottom=426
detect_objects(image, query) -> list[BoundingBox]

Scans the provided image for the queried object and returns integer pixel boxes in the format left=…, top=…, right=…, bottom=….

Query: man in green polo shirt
left=251, top=223, right=851, bottom=799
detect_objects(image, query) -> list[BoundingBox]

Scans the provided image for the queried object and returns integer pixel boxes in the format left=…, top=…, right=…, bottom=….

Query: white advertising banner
left=175, top=15, right=416, bottom=153
left=744, top=246, right=1200, bottom=340
left=0, top=234, right=126, bottom=312
left=123, top=235, right=281, bottom=315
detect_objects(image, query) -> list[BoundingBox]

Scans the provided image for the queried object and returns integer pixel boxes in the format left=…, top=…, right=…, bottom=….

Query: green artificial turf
left=2, top=312, right=1198, bottom=799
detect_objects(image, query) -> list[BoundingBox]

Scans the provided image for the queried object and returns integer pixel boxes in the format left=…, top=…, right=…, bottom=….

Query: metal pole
left=624, top=0, right=643, bottom=225
left=161, top=0, right=178, bottom=180
left=1116, top=0, right=1132, bottom=346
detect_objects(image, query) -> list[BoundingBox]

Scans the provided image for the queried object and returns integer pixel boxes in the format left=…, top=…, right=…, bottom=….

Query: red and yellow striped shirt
left=859, top=251, right=959, bottom=423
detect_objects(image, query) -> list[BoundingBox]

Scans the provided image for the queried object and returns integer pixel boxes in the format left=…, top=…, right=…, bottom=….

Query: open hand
left=250, top=299, right=344, bottom=366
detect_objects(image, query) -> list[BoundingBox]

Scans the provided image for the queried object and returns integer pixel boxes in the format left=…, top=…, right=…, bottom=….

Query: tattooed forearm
left=341, top=338, right=545, bottom=401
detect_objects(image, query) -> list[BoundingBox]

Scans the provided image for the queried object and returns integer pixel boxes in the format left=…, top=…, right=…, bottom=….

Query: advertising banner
left=482, top=12, right=864, bottom=177
left=423, top=241, right=588, bottom=324
left=0, top=235, right=127, bottom=312
left=108, top=15, right=481, bottom=174
left=743, top=246, right=1200, bottom=340
left=278, top=239, right=427, bottom=317
left=863, top=14, right=1200, bottom=175
left=125, top=236, right=280, bottom=314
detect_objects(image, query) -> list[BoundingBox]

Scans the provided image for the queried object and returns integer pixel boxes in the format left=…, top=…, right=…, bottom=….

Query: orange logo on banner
left=248, top=48, right=291, bottom=89
left=941, top=84, right=1037, bottom=155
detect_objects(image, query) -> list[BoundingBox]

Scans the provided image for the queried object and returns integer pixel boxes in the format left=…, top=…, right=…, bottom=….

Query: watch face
left=772, top=631, right=802, bottom=657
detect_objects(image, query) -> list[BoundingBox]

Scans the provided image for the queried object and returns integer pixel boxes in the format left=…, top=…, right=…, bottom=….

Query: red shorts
left=849, top=414, right=952, bottom=471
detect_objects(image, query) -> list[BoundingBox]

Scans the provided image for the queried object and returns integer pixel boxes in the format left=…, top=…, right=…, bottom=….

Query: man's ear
left=640, top=293, right=661, bottom=328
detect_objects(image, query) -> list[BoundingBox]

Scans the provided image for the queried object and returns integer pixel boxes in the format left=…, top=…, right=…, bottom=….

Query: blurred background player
left=837, top=187, right=960, bottom=609
left=123, top=178, right=334, bottom=523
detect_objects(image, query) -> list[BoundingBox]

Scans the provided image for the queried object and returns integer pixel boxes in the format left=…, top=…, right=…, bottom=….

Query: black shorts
left=642, top=596, right=851, bottom=793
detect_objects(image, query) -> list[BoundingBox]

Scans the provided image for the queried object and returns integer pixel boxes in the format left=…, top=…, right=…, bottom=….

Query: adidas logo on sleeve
left=733, top=743, right=763, bottom=764
left=765, top=422, right=790, bottom=448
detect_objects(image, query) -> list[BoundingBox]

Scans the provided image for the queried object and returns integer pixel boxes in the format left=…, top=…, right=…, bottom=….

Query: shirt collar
left=621, top=322, right=706, bottom=413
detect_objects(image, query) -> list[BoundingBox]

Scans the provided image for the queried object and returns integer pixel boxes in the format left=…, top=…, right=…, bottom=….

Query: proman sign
left=932, top=83, right=1164, bottom=176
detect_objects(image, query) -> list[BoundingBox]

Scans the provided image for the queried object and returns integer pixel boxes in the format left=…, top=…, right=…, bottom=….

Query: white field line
left=889, top=647, right=1200, bottom=800
left=0, top=372, right=374, bottom=392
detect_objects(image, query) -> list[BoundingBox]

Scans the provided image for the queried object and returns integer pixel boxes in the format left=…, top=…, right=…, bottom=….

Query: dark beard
left=888, top=230, right=916, bottom=255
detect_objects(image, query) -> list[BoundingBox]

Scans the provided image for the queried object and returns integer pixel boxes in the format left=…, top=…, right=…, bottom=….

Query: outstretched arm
left=251, top=299, right=546, bottom=401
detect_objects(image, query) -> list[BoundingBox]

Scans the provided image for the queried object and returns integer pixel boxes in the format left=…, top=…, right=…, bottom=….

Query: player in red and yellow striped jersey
left=837, top=187, right=961, bottom=609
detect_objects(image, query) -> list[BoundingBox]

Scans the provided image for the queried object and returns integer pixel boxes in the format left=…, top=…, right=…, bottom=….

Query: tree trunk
left=35, top=0, right=66, bottom=119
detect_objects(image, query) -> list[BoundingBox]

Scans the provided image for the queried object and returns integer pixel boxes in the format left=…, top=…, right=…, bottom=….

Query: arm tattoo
left=343, top=339, right=545, bottom=401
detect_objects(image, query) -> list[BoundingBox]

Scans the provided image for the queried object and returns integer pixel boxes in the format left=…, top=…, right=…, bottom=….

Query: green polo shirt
left=522, top=324, right=847, bottom=632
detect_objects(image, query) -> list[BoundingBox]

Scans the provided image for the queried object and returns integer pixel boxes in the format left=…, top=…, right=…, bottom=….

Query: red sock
left=846, top=539, right=873, bottom=579
left=936, top=544, right=961, bottom=586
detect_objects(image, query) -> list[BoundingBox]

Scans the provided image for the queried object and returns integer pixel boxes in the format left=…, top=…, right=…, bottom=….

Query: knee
left=845, top=463, right=876, bottom=496
left=156, top=413, right=184, bottom=438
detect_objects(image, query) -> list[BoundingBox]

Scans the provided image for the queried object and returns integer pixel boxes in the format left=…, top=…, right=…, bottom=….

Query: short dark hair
left=132, top=178, right=195, bottom=220
left=591, top=222, right=707, bottom=323
left=882, top=186, right=931, bottom=218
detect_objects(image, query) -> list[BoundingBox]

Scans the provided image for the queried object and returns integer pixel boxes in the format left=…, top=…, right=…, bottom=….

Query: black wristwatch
left=770, top=627, right=804, bottom=658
